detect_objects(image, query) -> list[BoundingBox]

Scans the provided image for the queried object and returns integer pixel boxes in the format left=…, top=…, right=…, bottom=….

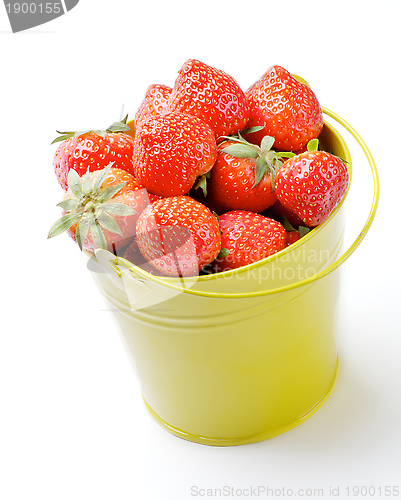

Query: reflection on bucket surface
left=88, top=110, right=378, bottom=446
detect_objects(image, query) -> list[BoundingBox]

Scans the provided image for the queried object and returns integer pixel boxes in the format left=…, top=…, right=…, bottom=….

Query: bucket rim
left=98, top=108, right=379, bottom=299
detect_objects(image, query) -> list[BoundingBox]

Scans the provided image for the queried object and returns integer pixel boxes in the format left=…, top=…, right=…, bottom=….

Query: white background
left=1, top=1, right=400, bottom=499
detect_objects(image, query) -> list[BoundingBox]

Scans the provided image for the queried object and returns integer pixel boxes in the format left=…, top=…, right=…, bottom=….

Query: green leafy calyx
left=282, top=215, right=296, bottom=232
left=220, top=130, right=295, bottom=190
left=298, top=226, right=311, bottom=238
left=193, top=171, right=211, bottom=197
left=217, top=248, right=230, bottom=259
left=51, top=115, right=132, bottom=145
left=307, top=138, right=319, bottom=152
left=47, top=162, right=137, bottom=250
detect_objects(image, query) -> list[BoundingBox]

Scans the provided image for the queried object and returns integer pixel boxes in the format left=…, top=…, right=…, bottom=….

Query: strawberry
left=134, top=83, right=172, bottom=131
left=212, top=211, right=286, bottom=273
left=48, top=163, right=151, bottom=254
left=267, top=199, right=306, bottom=228
left=123, top=239, right=164, bottom=276
left=167, top=59, right=250, bottom=138
left=285, top=230, right=301, bottom=246
left=244, top=65, right=323, bottom=150
left=132, top=112, right=217, bottom=197
left=189, top=183, right=227, bottom=216
left=206, top=130, right=294, bottom=213
left=136, top=196, right=221, bottom=277
left=123, top=238, right=147, bottom=265
left=275, top=140, right=349, bottom=226
left=52, top=116, right=135, bottom=191
left=277, top=209, right=310, bottom=246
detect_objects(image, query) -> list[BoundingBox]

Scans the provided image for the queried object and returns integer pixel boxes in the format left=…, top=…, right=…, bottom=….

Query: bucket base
left=143, top=356, right=339, bottom=447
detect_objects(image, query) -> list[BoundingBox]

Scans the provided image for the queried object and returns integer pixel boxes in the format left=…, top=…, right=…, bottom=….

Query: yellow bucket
left=88, top=108, right=379, bottom=446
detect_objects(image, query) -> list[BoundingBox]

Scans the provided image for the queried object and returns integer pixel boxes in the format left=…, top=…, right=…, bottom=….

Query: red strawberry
left=268, top=199, right=306, bottom=228
left=285, top=230, right=301, bottom=246
left=212, top=211, right=286, bottom=273
left=136, top=196, right=221, bottom=277
left=206, top=132, right=294, bottom=213
left=293, top=144, right=309, bottom=155
left=275, top=142, right=349, bottom=226
left=48, top=164, right=151, bottom=254
left=123, top=238, right=147, bottom=265
left=189, top=184, right=227, bottom=216
left=167, top=59, right=250, bottom=138
left=132, top=112, right=217, bottom=197
left=244, top=65, right=323, bottom=150
left=148, top=192, right=163, bottom=204
left=134, top=83, right=172, bottom=130
left=123, top=239, right=164, bottom=276
left=52, top=116, right=135, bottom=191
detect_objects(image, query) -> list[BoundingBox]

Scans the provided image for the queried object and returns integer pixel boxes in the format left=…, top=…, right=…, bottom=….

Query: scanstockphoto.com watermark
left=190, top=485, right=400, bottom=497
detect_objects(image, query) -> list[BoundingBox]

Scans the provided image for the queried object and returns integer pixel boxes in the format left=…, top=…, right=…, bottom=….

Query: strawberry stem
left=48, top=163, right=137, bottom=251
left=220, top=132, right=294, bottom=190
left=51, top=115, right=132, bottom=145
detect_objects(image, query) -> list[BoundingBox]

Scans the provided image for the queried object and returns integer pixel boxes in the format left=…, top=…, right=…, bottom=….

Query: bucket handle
left=102, top=108, right=379, bottom=299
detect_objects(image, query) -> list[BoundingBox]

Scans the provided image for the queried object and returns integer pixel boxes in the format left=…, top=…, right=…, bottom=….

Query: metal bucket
left=88, top=109, right=379, bottom=446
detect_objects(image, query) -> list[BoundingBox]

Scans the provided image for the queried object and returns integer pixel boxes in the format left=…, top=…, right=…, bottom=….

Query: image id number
left=346, top=485, right=399, bottom=496
left=5, top=3, right=62, bottom=14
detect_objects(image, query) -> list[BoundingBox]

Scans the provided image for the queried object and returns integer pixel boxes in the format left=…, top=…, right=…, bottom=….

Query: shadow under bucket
left=88, top=109, right=379, bottom=446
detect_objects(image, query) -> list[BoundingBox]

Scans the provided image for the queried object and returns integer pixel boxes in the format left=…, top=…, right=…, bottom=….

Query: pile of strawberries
left=48, top=60, right=349, bottom=277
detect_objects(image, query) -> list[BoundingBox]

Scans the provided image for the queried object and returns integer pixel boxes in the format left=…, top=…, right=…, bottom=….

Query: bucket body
left=88, top=118, right=357, bottom=446
left=92, top=267, right=341, bottom=445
